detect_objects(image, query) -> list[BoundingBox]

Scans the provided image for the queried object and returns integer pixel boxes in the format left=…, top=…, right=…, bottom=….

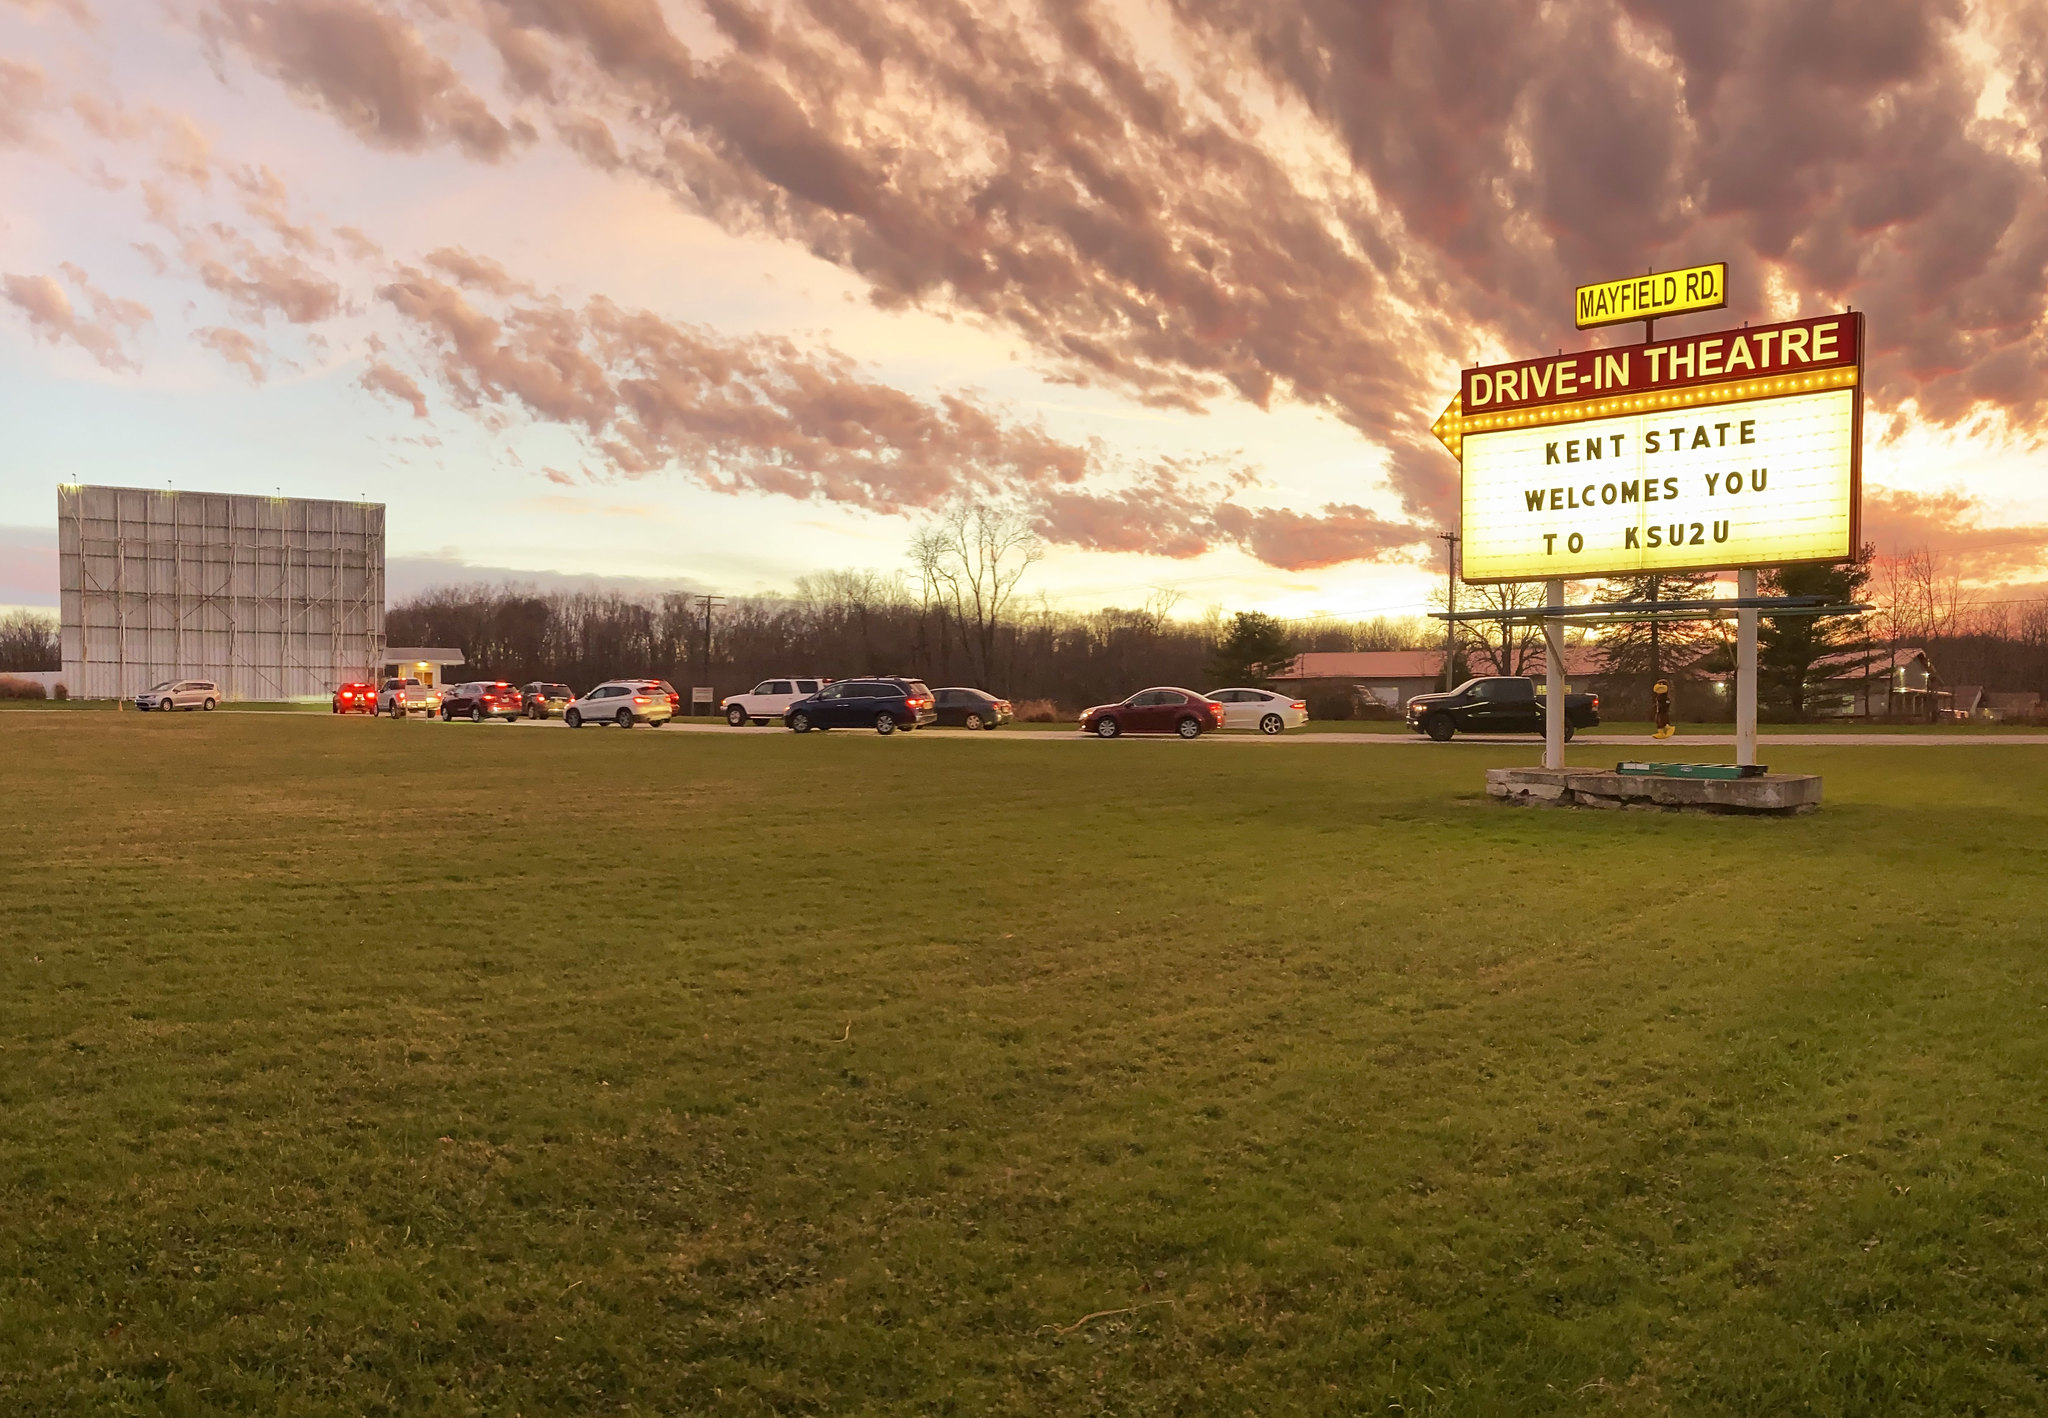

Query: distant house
left=1985, top=690, right=2041, bottom=723
left=1808, top=647, right=1948, bottom=720
left=1269, top=651, right=1446, bottom=711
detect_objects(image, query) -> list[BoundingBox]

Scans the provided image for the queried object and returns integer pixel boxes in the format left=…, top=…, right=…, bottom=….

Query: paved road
left=497, top=719, right=2048, bottom=747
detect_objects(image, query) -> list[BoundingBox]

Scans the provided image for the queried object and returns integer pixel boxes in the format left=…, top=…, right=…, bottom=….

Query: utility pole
left=1439, top=531, right=1460, bottom=691
left=694, top=594, right=724, bottom=711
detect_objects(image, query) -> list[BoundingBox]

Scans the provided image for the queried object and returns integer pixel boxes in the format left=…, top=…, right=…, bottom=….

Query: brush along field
left=4, top=714, right=2047, bottom=1414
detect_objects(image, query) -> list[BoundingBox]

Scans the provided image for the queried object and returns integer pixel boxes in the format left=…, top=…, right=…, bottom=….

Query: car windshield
left=147, top=681, right=174, bottom=692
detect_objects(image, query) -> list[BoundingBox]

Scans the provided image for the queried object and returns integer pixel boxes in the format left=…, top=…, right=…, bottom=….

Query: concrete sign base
left=1486, top=766, right=1821, bottom=815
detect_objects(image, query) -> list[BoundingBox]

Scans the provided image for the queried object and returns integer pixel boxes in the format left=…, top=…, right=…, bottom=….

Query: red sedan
left=332, top=681, right=376, bottom=714
left=1079, top=687, right=1226, bottom=739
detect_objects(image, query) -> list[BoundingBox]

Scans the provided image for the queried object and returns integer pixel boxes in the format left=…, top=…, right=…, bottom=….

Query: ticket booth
left=383, top=647, right=464, bottom=689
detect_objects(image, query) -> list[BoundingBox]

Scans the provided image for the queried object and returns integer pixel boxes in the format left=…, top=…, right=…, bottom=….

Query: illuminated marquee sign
left=1574, top=263, right=1727, bottom=329
left=1453, top=312, right=1863, bottom=584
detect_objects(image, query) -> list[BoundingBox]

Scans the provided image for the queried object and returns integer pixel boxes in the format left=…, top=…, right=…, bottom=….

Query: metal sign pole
left=1544, top=578, right=1566, bottom=770
left=1736, top=568, right=1759, bottom=766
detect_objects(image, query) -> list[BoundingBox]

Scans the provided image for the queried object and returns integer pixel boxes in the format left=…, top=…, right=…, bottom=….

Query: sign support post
left=1736, top=568, right=1759, bottom=767
left=1543, top=579, right=1566, bottom=770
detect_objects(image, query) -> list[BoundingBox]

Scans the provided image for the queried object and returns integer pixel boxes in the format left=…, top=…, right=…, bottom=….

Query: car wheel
left=1176, top=715, right=1202, bottom=739
left=964, top=712, right=984, bottom=730
left=1424, top=713, right=1454, bottom=742
left=650, top=717, right=666, bottom=727
left=465, top=706, right=481, bottom=723
left=875, top=713, right=897, bottom=735
left=616, top=708, right=635, bottom=728
left=727, top=705, right=748, bottom=726
left=1093, top=717, right=1120, bottom=739
left=160, top=698, right=174, bottom=712
left=202, top=699, right=216, bottom=711
left=1258, top=713, right=1284, bottom=735
left=565, top=709, right=582, bottom=728
left=790, top=710, right=812, bottom=733
left=1563, top=721, right=1577, bottom=743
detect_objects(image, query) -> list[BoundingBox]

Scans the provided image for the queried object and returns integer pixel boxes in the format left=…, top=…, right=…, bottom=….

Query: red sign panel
left=1462, top=313, right=1861, bottom=417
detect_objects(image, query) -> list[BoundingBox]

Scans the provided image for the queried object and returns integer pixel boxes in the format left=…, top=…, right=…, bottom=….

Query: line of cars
left=336, top=672, right=1315, bottom=738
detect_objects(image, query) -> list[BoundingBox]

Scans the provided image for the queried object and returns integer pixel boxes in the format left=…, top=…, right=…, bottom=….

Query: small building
left=383, top=647, right=465, bottom=688
left=1985, top=690, right=2041, bottom=723
left=1808, top=647, right=1948, bottom=720
left=1270, top=650, right=1446, bottom=711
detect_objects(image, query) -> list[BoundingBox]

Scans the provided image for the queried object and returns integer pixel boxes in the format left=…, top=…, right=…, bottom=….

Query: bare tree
left=910, top=502, right=1044, bottom=685
left=1459, top=580, right=1552, bottom=677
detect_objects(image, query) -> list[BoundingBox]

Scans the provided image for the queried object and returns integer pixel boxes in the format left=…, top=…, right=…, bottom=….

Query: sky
left=4, top=0, right=2048, bottom=620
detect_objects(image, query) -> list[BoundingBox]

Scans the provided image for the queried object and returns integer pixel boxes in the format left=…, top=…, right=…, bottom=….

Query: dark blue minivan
left=784, top=678, right=937, bottom=735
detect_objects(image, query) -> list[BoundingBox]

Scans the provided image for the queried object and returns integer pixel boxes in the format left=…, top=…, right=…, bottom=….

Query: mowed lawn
left=4, top=718, right=2048, bottom=1415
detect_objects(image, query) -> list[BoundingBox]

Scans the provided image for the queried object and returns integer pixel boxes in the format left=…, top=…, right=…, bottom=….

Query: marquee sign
left=1438, top=312, right=1863, bottom=584
left=1575, top=262, right=1727, bottom=329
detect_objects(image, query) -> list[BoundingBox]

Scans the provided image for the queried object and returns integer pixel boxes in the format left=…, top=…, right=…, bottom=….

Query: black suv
left=1404, top=676, right=1600, bottom=741
left=785, top=678, right=936, bottom=735
left=522, top=682, right=574, bottom=719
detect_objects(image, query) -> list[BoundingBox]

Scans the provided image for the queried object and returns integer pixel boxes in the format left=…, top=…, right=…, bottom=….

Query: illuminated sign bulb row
left=1458, top=367, right=1857, bottom=435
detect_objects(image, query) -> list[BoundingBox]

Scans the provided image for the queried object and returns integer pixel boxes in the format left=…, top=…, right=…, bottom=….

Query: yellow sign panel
left=1459, top=379, right=1860, bottom=583
left=1574, top=263, right=1727, bottom=329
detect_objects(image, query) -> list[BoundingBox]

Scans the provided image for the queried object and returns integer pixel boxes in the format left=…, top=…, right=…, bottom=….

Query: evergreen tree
left=1588, top=572, right=1719, bottom=716
left=1758, top=554, right=1872, bottom=720
left=1207, top=611, right=1296, bottom=686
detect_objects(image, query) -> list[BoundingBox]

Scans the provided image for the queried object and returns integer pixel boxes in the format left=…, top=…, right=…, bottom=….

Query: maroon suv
left=1079, top=687, right=1226, bottom=739
left=440, top=681, right=523, bottom=722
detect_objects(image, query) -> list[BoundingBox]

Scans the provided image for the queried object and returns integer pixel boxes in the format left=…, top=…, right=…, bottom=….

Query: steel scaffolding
left=58, top=485, right=386, bottom=701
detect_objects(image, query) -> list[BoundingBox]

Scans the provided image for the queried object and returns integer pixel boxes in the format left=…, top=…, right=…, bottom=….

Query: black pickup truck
left=1404, top=676, right=1601, bottom=741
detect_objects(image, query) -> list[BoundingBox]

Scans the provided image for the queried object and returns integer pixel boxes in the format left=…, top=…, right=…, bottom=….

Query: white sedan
left=1205, top=687, right=1308, bottom=734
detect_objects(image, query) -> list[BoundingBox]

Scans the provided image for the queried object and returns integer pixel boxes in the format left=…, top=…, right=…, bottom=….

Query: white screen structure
left=1459, top=386, right=1856, bottom=582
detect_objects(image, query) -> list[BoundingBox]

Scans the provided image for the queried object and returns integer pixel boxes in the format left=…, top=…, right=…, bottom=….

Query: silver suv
left=564, top=681, right=675, bottom=728
left=377, top=678, right=442, bottom=718
left=135, top=679, right=219, bottom=711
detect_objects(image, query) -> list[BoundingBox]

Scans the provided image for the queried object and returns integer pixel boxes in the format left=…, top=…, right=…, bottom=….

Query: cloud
left=0, top=58, right=48, bottom=146
left=359, top=358, right=427, bottom=416
left=204, top=0, right=519, bottom=160
left=197, top=324, right=267, bottom=380
left=371, top=259, right=1418, bottom=565
left=3, top=264, right=151, bottom=370
left=1863, top=486, right=2048, bottom=580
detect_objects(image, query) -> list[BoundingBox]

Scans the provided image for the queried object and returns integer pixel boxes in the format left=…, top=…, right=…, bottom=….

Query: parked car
left=630, top=679, right=682, bottom=715
left=521, top=682, right=574, bottom=719
left=378, top=678, right=441, bottom=718
left=785, top=678, right=935, bottom=735
left=1205, top=686, right=1308, bottom=735
left=1403, top=676, right=1601, bottom=741
left=332, top=681, right=376, bottom=714
left=930, top=687, right=1014, bottom=729
left=135, top=679, right=219, bottom=712
left=723, top=676, right=829, bottom=725
left=564, top=681, right=675, bottom=728
left=1079, top=687, right=1225, bottom=739
left=440, top=681, right=524, bottom=722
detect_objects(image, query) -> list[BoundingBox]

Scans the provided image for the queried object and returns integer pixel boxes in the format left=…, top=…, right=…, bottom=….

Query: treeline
left=0, top=611, right=60, bottom=672
left=385, top=576, right=1433, bottom=713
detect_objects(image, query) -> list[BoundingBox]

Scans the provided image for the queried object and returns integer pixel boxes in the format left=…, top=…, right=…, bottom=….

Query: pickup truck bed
left=1405, top=676, right=1599, bottom=741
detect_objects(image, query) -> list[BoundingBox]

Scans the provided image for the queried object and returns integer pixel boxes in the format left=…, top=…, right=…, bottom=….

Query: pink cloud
left=4, top=265, right=150, bottom=370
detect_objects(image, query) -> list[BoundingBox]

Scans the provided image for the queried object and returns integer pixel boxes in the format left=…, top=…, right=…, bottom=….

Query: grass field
left=6, top=715, right=2048, bottom=1414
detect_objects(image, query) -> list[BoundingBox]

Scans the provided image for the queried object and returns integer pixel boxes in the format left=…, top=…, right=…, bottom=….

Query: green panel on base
left=1616, top=761, right=1767, bottom=780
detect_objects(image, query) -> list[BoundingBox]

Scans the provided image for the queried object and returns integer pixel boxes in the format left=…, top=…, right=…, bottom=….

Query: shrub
left=1012, top=697, right=1061, bottom=723
left=1302, top=685, right=1356, bottom=721
left=0, top=676, right=48, bottom=700
left=53, top=683, right=68, bottom=701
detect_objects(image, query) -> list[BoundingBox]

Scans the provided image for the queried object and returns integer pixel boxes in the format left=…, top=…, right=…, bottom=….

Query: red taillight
left=633, top=695, right=649, bottom=704
left=1591, top=695, right=1600, bottom=708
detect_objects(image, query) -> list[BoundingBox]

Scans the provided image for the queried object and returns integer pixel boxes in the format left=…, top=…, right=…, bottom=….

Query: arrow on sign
left=1430, top=391, right=1465, bottom=461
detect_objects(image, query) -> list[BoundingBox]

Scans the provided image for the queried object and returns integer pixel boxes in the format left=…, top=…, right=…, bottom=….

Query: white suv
left=564, top=681, right=674, bottom=728
left=135, top=679, right=219, bottom=711
left=722, top=677, right=828, bottom=726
